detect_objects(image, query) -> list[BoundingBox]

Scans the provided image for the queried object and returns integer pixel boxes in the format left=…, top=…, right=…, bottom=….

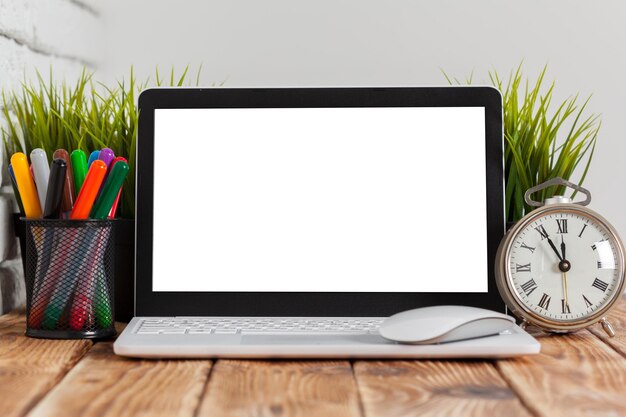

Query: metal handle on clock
left=524, top=177, right=592, bottom=207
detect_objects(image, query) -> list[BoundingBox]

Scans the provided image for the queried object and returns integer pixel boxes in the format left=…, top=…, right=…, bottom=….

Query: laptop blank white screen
left=152, top=107, right=488, bottom=292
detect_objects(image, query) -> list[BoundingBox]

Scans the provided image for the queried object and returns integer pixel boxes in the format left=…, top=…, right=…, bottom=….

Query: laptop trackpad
left=241, top=334, right=390, bottom=345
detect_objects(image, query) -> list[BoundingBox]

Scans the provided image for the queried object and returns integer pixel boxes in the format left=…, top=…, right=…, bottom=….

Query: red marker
left=107, top=157, right=127, bottom=218
left=70, top=160, right=107, bottom=219
left=69, top=228, right=108, bottom=330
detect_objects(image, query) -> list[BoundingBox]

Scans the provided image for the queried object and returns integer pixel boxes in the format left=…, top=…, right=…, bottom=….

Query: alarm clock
left=495, top=178, right=625, bottom=336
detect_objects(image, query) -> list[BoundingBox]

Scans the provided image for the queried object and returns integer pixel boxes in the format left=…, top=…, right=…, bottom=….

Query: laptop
left=113, top=87, right=539, bottom=358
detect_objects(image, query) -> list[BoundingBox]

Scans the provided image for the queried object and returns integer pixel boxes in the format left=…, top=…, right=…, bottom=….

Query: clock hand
left=556, top=235, right=572, bottom=273
left=547, top=237, right=563, bottom=261
left=562, top=271, right=569, bottom=309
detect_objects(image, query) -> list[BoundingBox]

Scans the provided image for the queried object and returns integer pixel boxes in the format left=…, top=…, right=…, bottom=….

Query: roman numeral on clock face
left=520, top=279, right=538, bottom=296
left=520, top=242, right=535, bottom=253
left=538, top=293, right=551, bottom=310
left=578, top=224, right=588, bottom=238
left=583, top=294, right=593, bottom=308
left=515, top=263, right=531, bottom=272
left=592, top=278, right=608, bottom=292
left=535, top=225, right=549, bottom=240
left=561, top=299, right=571, bottom=314
left=556, top=219, right=568, bottom=234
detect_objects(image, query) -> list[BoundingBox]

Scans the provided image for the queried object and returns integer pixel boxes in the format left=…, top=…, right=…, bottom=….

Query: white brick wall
left=0, top=0, right=102, bottom=313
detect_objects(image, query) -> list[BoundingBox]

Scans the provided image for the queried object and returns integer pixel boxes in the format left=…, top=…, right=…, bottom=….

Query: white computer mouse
left=379, top=305, right=515, bottom=344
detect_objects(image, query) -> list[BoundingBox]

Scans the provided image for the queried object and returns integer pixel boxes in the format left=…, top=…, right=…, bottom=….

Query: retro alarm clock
left=495, top=178, right=625, bottom=336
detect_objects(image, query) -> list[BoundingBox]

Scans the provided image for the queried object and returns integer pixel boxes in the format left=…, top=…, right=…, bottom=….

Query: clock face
left=507, top=208, right=623, bottom=323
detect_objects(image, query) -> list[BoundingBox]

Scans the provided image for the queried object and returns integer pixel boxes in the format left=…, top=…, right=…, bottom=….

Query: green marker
left=90, top=161, right=129, bottom=219
left=70, top=149, right=88, bottom=195
left=95, top=272, right=113, bottom=328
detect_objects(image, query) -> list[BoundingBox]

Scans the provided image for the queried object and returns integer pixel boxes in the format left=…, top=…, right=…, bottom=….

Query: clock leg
left=600, top=317, right=616, bottom=337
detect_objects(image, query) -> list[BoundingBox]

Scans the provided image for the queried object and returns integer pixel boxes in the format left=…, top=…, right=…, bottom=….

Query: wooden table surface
left=1, top=296, right=625, bottom=417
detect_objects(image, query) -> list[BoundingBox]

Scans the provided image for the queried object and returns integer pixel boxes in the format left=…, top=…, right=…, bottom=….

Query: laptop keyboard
left=135, top=317, right=384, bottom=335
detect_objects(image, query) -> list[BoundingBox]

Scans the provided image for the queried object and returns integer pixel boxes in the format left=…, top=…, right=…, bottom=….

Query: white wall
left=2, top=1, right=623, bottom=309
left=100, top=0, right=626, bottom=239
left=0, top=0, right=102, bottom=313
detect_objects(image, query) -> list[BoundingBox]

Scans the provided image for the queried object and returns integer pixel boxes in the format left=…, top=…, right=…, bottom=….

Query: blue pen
left=88, top=150, right=101, bottom=168
left=8, top=165, right=25, bottom=216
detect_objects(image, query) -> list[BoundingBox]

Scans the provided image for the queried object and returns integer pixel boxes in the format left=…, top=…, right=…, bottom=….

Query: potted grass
left=444, top=64, right=600, bottom=225
left=1, top=66, right=201, bottom=321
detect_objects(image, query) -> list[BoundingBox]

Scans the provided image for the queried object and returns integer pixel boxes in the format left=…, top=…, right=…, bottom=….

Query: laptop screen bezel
left=135, top=87, right=505, bottom=317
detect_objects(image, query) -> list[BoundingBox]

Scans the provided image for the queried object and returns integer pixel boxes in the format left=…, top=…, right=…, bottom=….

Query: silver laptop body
left=113, top=87, right=539, bottom=358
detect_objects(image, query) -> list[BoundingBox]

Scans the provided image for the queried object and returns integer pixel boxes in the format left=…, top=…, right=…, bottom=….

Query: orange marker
left=70, top=160, right=107, bottom=219
left=10, top=152, right=42, bottom=218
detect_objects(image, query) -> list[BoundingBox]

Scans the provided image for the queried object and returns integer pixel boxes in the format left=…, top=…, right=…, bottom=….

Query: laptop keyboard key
left=134, top=317, right=384, bottom=336
left=214, top=329, right=238, bottom=334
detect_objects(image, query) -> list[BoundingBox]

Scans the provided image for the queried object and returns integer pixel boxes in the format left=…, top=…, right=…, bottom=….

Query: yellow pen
left=10, top=152, right=42, bottom=218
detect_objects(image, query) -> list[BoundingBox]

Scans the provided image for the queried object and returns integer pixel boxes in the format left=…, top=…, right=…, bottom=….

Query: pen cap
left=30, top=149, right=50, bottom=207
left=10, top=152, right=42, bottom=218
left=71, top=149, right=88, bottom=195
left=8, top=164, right=26, bottom=216
left=99, top=148, right=116, bottom=169
left=97, top=148, right=117, bottom=198
left=53, top=149, right=75, bottom=212
left=88, top=150, right=101, bottom=168
left=107, top=157, right=128, bottom=218
left=43, top=159, right=67, bottom=219
left=70, top=160, right=107, bottom=220
left=91, top=161, right=129, bottom=219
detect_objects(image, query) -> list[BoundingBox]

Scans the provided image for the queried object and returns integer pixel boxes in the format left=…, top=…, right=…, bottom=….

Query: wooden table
left=1, top=296, right=625, bottom=417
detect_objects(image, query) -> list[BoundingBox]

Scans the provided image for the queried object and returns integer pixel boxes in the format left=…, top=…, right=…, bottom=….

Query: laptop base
left=114, top=317, right=540, bottom=359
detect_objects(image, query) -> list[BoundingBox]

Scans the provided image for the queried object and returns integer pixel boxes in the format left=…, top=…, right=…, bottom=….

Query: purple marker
left=97, top=148, right=116, bottom=195
left=98, top=148, right=116, bottom=170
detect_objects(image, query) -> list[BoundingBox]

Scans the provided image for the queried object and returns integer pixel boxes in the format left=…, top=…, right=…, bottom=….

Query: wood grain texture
left=588, top=295, right=626, bottom=358
left=197, top=360, right=361, bottom=417
left=27, top=342, right=212, bottom=417
left=0, top=311, right=92, bottom=417
left=2, top=299, right=626, bottom=417
left=497, top=328, right=626, bottom=417
left=354, top=360, right=532, bottom=417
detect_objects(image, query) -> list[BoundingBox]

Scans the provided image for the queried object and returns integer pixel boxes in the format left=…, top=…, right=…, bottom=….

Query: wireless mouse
left=379, top=305, right=515, bottom=344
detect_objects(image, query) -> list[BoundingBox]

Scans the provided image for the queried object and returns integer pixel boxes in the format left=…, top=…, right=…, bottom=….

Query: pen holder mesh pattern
left=24, top=219, right=116, bottom=339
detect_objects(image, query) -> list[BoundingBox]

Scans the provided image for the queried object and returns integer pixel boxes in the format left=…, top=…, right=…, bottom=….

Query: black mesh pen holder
left=24, top=219, right=116, bottom=339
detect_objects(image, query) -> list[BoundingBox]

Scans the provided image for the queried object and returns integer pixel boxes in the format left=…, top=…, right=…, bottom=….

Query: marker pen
left=52, top=149, right=75, bottom=214
left=88, top=150, right=101, bottom=168
left=10, top=153, right=42, bottom=218
left=70, top=149, right=88, bottom=195
left=91, top=161, right=129, bottom=219
left=30, top=149, right=50, bottom=208
left=70, top=160, right=107, bottom=219
left=8, top=165, right=25, bottom=216
left=43, top=159, right=67, bottom=219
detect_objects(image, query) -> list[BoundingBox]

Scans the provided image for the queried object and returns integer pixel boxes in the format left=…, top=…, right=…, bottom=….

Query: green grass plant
left=444, top=64, right=600, bottom=223
left=2, top=66, right=201, bottom=218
